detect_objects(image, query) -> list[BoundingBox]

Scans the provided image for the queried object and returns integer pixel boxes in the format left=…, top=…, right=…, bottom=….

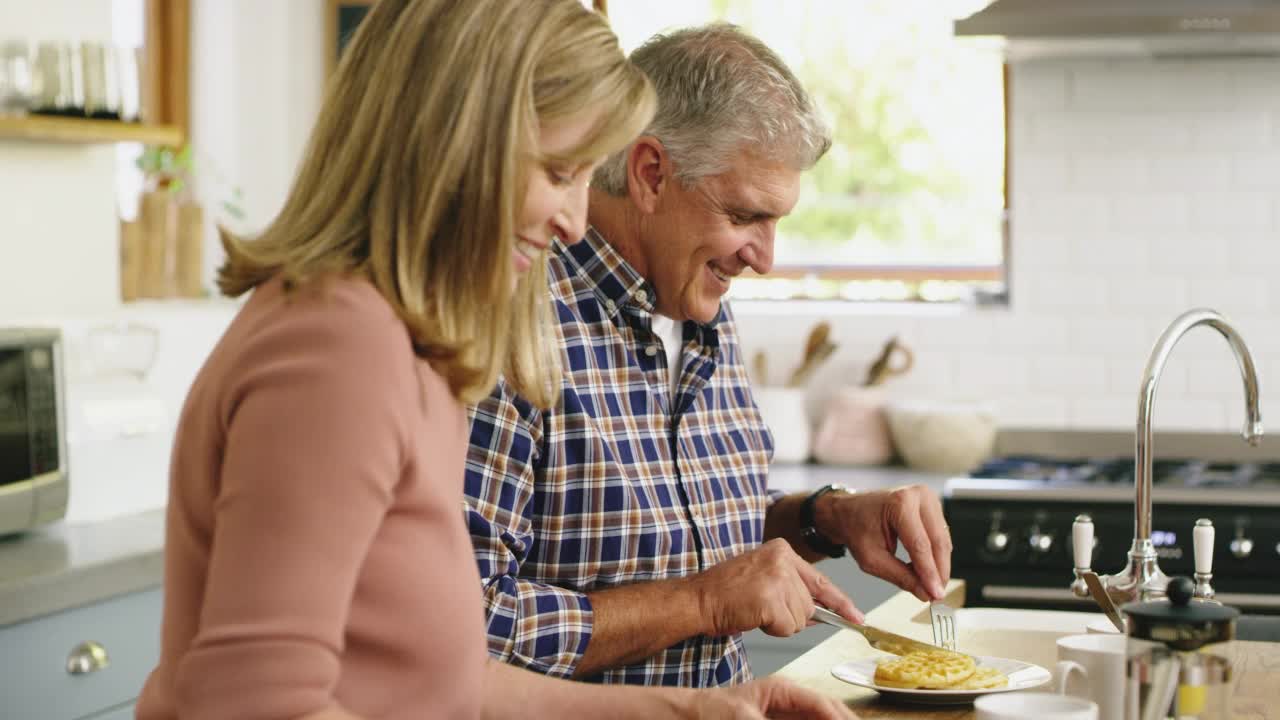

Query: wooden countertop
left=775, top=580, right=1280, bottom=719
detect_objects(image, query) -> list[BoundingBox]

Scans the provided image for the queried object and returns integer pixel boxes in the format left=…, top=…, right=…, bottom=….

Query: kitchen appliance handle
left=66, top=640, right=109, bottom=675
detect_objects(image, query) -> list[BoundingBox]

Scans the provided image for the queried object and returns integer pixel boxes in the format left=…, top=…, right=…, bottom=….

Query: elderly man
left=465, top=23, right=951, bottom=687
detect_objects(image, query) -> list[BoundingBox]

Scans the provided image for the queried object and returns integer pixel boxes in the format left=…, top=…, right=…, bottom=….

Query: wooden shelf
left=0, top=115, right=183, bottom=146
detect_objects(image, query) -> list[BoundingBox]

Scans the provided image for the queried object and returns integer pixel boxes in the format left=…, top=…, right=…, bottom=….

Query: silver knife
left=810, top=606, right=972, bottom=659
left=1081, top=570, right=1126, bottom=633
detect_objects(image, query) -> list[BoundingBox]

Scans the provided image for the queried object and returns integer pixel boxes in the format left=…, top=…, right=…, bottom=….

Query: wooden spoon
left=752, top=350, right=768, bottom=386
left=788, top=321, right=832, bottom=386
left=790, top=340, right=837, bottom=387
left=863, top=336, right=915, bottom=388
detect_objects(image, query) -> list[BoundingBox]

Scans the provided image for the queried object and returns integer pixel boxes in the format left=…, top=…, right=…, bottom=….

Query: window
left=606, top=0, right=1007, bottom=303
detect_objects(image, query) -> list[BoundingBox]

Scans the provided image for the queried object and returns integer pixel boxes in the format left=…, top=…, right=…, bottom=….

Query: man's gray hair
left=593, top=23, right=831, bottom=196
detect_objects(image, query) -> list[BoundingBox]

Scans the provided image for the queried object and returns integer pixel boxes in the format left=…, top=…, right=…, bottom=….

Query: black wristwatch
left=799, top=484, right=848, bottom=558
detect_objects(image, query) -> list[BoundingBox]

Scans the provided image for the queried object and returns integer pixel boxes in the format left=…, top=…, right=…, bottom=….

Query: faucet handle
left=1193, top=518, right=1214, bottom=575
left=1073, top=514, right=1094, bottom=570
left=1071, top=514, right=1095, bottom=599
left=1193, top=518, right=1217, bottom=602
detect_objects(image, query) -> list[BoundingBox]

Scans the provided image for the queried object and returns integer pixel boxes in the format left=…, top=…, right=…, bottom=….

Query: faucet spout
left=1072, top=308, right=1263, bottom=610
left=1134, top=308, right=1263, bottom=567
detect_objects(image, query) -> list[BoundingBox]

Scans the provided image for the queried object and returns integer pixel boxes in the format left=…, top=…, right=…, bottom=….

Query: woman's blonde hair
left=217, top=0, right=654, bottom=408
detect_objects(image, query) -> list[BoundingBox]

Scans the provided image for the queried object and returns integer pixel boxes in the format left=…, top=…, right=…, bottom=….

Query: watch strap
left=800, top=484, right=847, bottom=558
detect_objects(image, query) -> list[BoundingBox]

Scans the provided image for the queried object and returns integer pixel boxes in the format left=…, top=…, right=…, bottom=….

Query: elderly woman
left=135, top=1, right=854, bottom=719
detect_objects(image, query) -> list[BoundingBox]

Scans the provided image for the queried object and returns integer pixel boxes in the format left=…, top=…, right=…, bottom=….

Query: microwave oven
left=0, top=328, right=68, bottom=535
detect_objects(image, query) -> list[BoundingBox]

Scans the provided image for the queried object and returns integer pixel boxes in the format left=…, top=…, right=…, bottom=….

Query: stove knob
left=1029, top=531, right=1054, bottom=554
left=1230, top=537, right=1254, bottom=560
left=1275, top=541, right=1280, bottom=557
left=986, top=530, right=1009, bottom=553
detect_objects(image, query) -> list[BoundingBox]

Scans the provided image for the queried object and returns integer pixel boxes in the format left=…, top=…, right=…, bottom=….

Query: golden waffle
left=943, top=665, right=1008, bottom=690
left=873, top=649, right=976, bottom=689
left=870, top=639, right=917, bottom=656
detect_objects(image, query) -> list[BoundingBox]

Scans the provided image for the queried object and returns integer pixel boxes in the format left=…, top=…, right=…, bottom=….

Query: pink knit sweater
left=137, top=274, right=485, bottom=719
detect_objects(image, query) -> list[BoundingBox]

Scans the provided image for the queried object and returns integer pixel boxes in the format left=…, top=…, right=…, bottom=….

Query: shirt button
left=644, top=345, right=658, bottom=357
left=604, top=299, right=617, bottom=313
left=635, top=289, right=649, bottom=303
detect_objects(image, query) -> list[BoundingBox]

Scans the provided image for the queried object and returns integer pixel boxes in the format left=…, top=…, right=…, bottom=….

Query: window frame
left=600, top=3, right=1012, bottom=303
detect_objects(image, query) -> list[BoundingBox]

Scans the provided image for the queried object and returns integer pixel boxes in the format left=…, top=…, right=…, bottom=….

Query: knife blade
left=810, top=606, right=972, bottom=659
left=1081, top=570, right=1126, bottom=633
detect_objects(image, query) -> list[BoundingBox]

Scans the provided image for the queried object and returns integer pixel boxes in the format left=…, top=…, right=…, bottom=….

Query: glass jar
left=0, top=39, right=32, bottom=115
left=1122, top=576, right=1238, bottom=720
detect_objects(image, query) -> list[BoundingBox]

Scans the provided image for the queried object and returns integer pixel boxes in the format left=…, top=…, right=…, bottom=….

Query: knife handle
left=811, top=605, right=863, bottom=635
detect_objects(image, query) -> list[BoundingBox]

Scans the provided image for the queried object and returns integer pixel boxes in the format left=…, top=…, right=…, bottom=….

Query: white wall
left=0, top=1, right=328, bottom=523
left=739, top=56, right=1280, bottom=433
left=0, top=0, right=327, bottom=321
left=190, top=0, right=326, bottom=255
left=0, top=0, right=119, bottom=320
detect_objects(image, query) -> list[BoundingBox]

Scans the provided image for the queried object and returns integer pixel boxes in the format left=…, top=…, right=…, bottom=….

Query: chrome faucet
left=1071, top=309, right=1263, bottom=616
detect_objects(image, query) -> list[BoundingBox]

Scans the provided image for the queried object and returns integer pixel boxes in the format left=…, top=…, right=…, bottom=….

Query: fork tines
left=929, top=602, right=957, bottom=652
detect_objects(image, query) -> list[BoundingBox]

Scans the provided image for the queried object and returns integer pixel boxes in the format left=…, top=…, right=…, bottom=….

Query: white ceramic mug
left=1056, top=633, right=1126, bottom=720
left=1086, top=616, right=1125, bottom=635
left=975, top=691, right=1098, bottom=720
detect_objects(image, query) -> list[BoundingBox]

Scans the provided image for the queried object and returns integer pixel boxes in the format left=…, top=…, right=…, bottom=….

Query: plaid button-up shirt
left=464, top=227, right=777, bottom=687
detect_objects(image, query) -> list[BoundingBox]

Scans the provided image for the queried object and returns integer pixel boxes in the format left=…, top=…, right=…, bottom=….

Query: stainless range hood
left=955, top=0, right=1280, bottom=58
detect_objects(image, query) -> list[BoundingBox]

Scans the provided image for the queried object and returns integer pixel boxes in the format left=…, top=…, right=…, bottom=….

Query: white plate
left=830, top=654, right=1052, bottom=705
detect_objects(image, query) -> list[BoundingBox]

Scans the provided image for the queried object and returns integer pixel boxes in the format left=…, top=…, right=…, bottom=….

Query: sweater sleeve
left=172, top=305, right=411, bottom=720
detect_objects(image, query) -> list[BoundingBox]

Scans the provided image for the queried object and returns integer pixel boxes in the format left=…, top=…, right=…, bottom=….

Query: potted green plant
left=126, top=145, right=244, bottom=300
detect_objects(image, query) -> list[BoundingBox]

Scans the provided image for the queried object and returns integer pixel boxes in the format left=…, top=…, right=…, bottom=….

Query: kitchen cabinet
left=81, top=703, right=136, bottom=720
left=743, top=556, right=900, bottom=676
left=0, top=587, right=162, bottom=720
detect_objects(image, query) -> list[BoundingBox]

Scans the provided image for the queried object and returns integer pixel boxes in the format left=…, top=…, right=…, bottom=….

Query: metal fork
left=929, top=601, right=957, bottom=652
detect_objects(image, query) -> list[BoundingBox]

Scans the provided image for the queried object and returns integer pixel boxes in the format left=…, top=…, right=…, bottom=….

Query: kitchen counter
left=776, top=580, right=1280, bottom=719
left=0, top=463, right=940, bottom=629
left=0, top=508, right=165, bottom=627
left=768, top=463, right=950, bottom=495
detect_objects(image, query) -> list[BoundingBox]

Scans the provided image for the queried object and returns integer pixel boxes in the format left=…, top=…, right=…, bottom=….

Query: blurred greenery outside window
left=607, top=0, right=1007, bottom=304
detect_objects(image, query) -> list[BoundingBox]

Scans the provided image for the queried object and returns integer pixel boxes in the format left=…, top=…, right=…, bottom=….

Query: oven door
left=949, top=497, right=1280, bottom=616
left=0, top=331, right=67, bottom=533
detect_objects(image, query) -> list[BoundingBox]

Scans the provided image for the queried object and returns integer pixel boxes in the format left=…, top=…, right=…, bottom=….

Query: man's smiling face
left=640, top=151, right=801, bottom=323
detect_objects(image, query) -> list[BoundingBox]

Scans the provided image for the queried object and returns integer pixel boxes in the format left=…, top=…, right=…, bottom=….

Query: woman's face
left=513, top=113, right=602, bottom=277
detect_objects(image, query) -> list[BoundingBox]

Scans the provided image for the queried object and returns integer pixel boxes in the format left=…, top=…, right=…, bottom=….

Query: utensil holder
left=755, top=387, right=811, bottom=463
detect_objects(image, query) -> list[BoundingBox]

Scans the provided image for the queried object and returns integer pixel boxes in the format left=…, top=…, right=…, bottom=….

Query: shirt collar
left=555, top=226, right=731, bottom=331
left=556, top=226, right=658, bottom=319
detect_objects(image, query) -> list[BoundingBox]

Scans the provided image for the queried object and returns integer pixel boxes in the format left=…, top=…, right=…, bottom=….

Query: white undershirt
left=649, top=314, right=684, bottom=399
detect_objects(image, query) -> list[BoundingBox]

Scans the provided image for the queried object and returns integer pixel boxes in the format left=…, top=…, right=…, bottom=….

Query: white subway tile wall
left=740, top=56, right=1280, bottom=432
